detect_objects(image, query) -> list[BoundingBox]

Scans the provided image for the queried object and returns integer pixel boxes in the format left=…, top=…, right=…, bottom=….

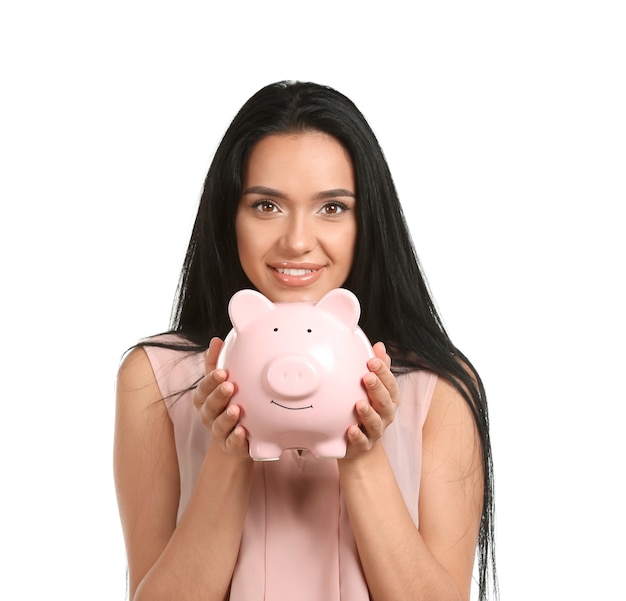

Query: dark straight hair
left=143, top=80, right=497, bottom=599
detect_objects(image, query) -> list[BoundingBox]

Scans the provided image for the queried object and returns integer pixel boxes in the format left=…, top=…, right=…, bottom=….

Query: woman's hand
left=192, top=337, right=251, bottom=460
left=343, top=341, right=400, bottom=459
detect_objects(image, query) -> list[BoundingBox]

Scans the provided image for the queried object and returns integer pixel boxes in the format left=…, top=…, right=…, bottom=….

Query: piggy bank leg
left=311, top=439, right=348, bottom=459
left=249, top=440, right=282, bottom=462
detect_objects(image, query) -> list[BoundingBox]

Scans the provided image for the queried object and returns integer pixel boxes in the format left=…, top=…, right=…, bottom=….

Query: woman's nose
left=279, top=214, right=316, bottom=255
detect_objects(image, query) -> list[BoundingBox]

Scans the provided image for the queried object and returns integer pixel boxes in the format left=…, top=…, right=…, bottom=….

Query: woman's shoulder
left=392, top=368, right=439, bottom=432
left=395, top=368, right=439, bottom=406
left=396, top=368, right=438, bottom=393
left=422, top=370, right=483, bottom=473
left=118, top=333, right=205, bottom=406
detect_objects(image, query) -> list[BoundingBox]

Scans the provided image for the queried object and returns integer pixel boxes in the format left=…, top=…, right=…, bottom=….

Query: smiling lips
left=271, top=263, right=325, bottom=286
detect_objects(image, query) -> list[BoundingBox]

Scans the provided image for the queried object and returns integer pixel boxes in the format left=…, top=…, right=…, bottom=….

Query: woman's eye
left=320, top=202, right=348, bottom=216
left=253, top=200, right=279, bottom=213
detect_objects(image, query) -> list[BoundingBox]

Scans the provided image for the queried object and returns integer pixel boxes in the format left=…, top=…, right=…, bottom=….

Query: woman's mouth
left=275, top=267, right=315, bottom=276
left=270, top=264, right=324, bottom=286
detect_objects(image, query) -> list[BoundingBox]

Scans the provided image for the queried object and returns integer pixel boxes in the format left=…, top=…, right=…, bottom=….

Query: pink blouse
left=144, top=336, right=437, bottom=601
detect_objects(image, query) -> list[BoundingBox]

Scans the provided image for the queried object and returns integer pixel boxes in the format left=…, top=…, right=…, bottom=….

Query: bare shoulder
left=114, top=345, right=176, bottom=466
left=422, top=370, right=482, bottom=472
left=425, top=374, right=476, bottom=428
left=117, top=346, right=159, bottom=396
left=115, top=346, right=172, bottom=434
left=114, top=345, right=174, bottom=462
left=418, top=372, right=484, bottom=598
left=114, top=346, right=180, bottom=595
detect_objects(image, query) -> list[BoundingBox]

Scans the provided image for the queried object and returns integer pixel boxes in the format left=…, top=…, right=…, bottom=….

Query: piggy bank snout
left=264, top=354, right=322, bottom=399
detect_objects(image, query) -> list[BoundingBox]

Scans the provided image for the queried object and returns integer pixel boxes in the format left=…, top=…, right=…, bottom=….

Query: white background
left=1, top=1, right=624, bottom=599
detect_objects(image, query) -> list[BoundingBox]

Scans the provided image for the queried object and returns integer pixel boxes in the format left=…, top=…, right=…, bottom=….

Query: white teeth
left=277, top=268, right=313, bottom=276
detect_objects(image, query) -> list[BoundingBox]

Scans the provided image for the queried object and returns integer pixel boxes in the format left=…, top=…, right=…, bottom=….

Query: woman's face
left=235, top=131, right=357, bottom=303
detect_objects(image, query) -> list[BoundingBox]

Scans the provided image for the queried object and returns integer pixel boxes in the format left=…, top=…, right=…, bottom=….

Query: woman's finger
left=364, top=362, right=399, bottom=427
left=205, top=337, right=224, bottom=372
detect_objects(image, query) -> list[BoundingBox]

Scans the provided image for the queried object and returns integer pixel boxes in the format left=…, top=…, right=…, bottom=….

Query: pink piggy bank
left=216, top=288, right=375, bottom=461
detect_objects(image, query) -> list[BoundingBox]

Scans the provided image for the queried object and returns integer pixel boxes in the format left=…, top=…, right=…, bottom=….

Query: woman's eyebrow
left=313, top=189, right=356, bottom=200
left=242, top=186, right=356, bottom=199
left=242, top=185, right=286, bottom=198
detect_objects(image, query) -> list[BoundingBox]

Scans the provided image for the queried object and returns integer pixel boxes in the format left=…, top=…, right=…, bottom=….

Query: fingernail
left=364, top=373, right=377, bottom=387
left=357, top=400, right=370, bottom=413
left=368, top=358, right=382, bottom=371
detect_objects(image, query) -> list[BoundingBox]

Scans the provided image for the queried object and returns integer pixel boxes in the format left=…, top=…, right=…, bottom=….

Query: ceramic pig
left=216, top=288, right=375, bottom=461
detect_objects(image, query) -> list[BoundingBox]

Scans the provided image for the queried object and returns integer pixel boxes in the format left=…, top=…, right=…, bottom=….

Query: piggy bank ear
left=315, top=288, right=361, bottom=331
left=228, top=289, right=274, bottom=332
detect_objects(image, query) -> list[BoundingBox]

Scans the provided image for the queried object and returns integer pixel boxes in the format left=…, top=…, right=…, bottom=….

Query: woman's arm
left=338, top=353, right=483, bottom=601
left=114, top=342, right=253, bottom=601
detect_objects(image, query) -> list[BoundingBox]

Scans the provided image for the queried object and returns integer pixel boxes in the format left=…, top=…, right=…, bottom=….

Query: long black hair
left=144, top=80, right=497, bottom=599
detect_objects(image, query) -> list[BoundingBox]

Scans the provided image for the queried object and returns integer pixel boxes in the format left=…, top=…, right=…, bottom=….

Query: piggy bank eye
left=307, top=329, right=312, bottom=333
left=273, top=327, right=278, bottom=332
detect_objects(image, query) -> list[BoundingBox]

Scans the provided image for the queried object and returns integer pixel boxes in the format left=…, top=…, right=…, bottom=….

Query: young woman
left=114, top=80, right=497, bottom=601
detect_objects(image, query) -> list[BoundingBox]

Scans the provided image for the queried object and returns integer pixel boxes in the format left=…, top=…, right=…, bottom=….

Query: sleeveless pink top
left=144, top=337, right=437, bottom=601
